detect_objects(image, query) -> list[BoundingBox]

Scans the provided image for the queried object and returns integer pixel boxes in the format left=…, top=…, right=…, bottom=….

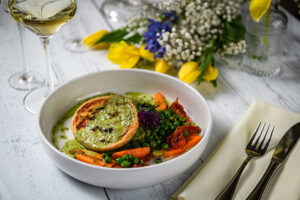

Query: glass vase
left=242, top=1, right=288, bottom=77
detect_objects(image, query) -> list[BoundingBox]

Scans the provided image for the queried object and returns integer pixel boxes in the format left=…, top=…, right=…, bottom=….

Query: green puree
left=61, top=139, right=84, bottom=158
left=75, top=96, right=134, bottom=148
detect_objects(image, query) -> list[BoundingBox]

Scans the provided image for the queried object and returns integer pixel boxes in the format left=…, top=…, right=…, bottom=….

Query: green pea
left=115, top=158, right=123, bottom=164
left=155, top=157, right=162, bottom=164
left=165, top=111, right=171, bottom=117
left=184, top=122, right=190, bottom=126
left=160, top=130, right=165, bottom=136
left=128, top=154, right=134, bottom=160
left=150, top=141, right=157, bottom=147
left=149, top=136, right=154, bottom=141
left=170, top=125, right=175, bottom=130
left=139, top=160, right=144, bottom=165
left=121, top=160, right=132, bottom=168
left=143, top=143, right=150, bottom=147
left=104, top=157, right=111, bottom=163
left=179, top=117, right=185, bottom=122
left=102, top=153, right=108, bottom=158
left=174, top=121, right=180, bottom=126
left=121, top=155, right=129, bottom=160
left=162, top=143, right=168, bottom=149
left=183, top=130, right=189, bottom=137
left=133, top=158, right=139, bottom=164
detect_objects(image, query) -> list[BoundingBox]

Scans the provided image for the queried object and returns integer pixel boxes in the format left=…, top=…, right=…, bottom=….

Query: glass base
left=63, top=38, right=89, bottom=53
left=9, top=71, right=45, bottom=91
left=242, top=56, right=281, bottom=77
left=23, top=86, right=49, bottom=114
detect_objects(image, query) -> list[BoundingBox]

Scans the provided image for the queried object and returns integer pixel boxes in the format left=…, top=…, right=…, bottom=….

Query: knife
left=246, top=122, right=300, bottom=200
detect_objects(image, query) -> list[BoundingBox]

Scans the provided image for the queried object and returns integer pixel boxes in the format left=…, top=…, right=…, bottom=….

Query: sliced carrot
left=74, top=149, right=115, bottom=167
left=163, top=147, right=185, bottom=158
left=185, top=133, right=202, bottom=149
left=163, top=133, right=202, bottom=158
left=155, top=92, right=167, bottom=111
left=112, top=147, right=151, bottom=159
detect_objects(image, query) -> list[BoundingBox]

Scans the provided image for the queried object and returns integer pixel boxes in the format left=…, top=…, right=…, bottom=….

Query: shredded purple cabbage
left=138, top=110, right=160, bottom=129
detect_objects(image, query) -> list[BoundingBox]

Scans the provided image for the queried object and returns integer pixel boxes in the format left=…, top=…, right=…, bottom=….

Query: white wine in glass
left=8, top=0, right=77, bottom=114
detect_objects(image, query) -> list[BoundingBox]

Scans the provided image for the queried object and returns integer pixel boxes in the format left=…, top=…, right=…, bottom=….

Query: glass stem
left=17, top=23, right=29, bottom=74
left=40, top=37, right=54, bottom=96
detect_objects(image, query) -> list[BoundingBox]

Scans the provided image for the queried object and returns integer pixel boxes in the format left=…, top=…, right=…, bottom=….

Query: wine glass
left=63, top=0, right=146, bottom=53
left=1, top=0, right=44, bottom=90
left=8, top=0, right=77, bottom=114
left=100, top=0, right=145, bottom=29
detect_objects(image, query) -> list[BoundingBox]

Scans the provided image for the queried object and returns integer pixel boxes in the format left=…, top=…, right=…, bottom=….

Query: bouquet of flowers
left=84, top=0, right=247, bottom=85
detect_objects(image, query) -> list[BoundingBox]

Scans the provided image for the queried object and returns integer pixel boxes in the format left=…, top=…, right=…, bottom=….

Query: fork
left=215, top=122, right=274, bottom=200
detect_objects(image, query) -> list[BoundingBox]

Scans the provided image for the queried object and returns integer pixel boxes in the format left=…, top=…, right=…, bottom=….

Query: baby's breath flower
left=125, top=0, right=246, bottom=70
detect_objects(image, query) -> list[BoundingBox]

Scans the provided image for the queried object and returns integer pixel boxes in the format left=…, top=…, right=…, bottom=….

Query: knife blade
left=272, top=122, right=300, bottom=162
left=246, top=122, right=300, bottom=200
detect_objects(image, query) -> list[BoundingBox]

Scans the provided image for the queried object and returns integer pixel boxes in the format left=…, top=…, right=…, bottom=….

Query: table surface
left=0, top=1, right=299, bottom=200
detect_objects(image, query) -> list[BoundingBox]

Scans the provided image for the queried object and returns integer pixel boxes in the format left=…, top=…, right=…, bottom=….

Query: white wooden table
left=0, top=1, right=299, bottom=199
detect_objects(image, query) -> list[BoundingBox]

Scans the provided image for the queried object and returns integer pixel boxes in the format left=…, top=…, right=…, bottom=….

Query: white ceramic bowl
left=38, top=69, right=212, bottom=189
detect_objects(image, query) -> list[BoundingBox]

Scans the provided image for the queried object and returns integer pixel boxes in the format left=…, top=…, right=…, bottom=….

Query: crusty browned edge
left=71, top=95, right=139, bottom=152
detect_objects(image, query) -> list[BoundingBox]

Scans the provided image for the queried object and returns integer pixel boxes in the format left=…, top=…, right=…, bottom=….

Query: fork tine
left=247, top=122, right=262, bottom=148
left=253, top=123, right=266, bottom=148
left=258, top=124, right=270, bottom=150
left=261, top=126, right=274, bottom=152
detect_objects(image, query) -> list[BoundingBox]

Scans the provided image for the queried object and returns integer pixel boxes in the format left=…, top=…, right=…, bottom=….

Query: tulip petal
left=155, top=59, right=171, bottom=73
left=83, top=30, right=110, bottom=49
left=178, top=62, right=198, bottom=80
left=249, top=0, right=271, bottom=22
left=181, top=71, right=201, bottom=84
left=120, top=55, right=140, bottom=68
left=140, top=44, right=155, bottom=62
left=203, top=64, right=218, bottom=82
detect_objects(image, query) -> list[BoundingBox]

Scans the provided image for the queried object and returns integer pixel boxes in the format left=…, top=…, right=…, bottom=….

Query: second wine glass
left=8, top=0, right=77, bottom=114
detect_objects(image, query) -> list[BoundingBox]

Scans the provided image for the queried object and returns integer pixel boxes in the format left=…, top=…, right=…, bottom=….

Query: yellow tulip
left=140, top=44, right=155, bottom=62
left=249, top=0, right=271, bottom=22
left=203, top=64, right=218, bottom=82
left=83, top=30, right=110, bottom=50
left=107, top=41, right=140, bottom=68
left=178, top=61, right=200, bottom=84
left=155, top=59, right=171, bottom=73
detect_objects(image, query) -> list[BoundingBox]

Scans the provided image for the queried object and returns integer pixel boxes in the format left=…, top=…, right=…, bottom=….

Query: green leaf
left=124, top=33, right=142, bottom=44
left=224, top=16, right=246, bottom=42
left=197, top=51, right=213, bottom=84
left=94, top=29, right=129, bottom=45
left=211, top=79, right=217, bottom=87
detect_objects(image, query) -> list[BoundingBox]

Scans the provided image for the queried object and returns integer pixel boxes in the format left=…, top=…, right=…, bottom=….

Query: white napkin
left=173, top=101, right=300, bottom=200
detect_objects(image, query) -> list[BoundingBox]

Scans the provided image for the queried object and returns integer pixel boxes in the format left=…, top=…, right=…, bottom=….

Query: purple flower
left=163, top=11, right=178, bottom=23
left=138, top=110, right=160, bottom=129
left=161, top=21, right=170, bottom=32
left=155, top=47, right=166, bottom=59
left=142, top=11, right=179, bottom=59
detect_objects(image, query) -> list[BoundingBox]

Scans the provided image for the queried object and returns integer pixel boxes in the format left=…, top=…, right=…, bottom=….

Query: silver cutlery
left=216, top=122, right=274, bottom=200
left=246, top=122, right=300, bottom=200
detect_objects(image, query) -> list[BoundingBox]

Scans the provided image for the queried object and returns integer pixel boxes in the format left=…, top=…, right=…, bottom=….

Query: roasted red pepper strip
left=169, top=98, right=192, bottom=123
left=166, top=126, right=186, bottom=149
